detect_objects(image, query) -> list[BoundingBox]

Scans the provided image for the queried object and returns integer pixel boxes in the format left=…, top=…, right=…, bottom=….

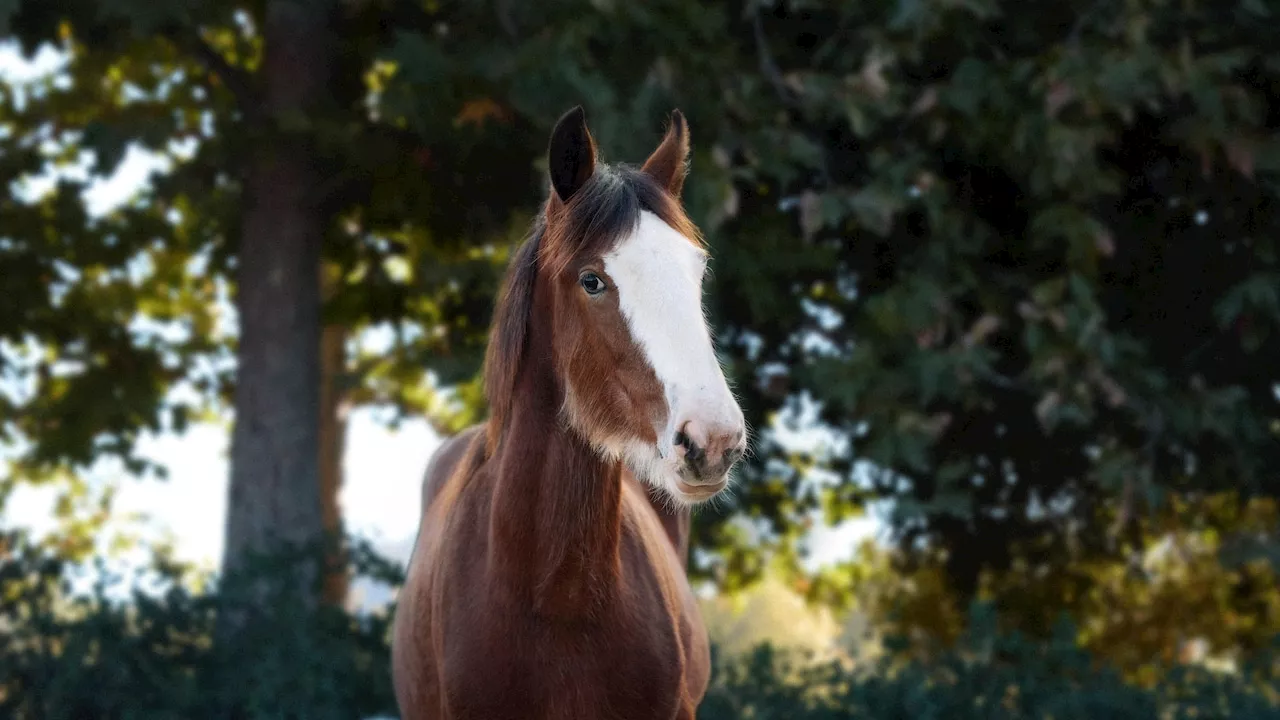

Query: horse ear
left=548, top=106, right=597, bottom=203
left=641, top=109, right=690, bottom=199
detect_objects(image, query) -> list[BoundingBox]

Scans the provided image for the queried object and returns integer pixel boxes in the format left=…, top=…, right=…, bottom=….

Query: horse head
left=484, top=106, right=746, bottom=506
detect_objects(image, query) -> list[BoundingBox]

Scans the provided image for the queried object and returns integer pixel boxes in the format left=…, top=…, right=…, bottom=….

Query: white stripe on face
left=603, top=211, right=741, bottom=460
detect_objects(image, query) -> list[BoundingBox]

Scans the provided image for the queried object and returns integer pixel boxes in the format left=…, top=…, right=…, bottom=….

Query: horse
left=391, top=106, right=747, bottom=720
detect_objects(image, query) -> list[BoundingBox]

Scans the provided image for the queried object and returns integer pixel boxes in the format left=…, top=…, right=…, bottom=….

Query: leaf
left=1213, top=273, right=1280, bottom=329
left=1094, top=227, right=1115, bottom=257
left=849, top=186, right=901, bottom=236
left=1044, top=81, right=1075, bottom=118
left=916, top=351, right=950, bottom=404
left=1241, top=0, right=1271, bottom=17
left=1035, top=391, right=1061, bottom=428
left=910, top=86, right=939, bottom=116
left=81, top=121, right=132, bottom=178
left=798, top=190, right=823, bottom=239
left=0, top=0, right=18, bottom=34
left=944, top=58, right=989, bottom=117
left=1223, top=137, right=1256, bottom=179
left=454, top=97, right=510, bottom=128
left=927, top=490, right=972, bottom=520
left=964, top=314, right=1002, bottom=347
left=888, top=0, right=924, bottom=28
left=170, top=404, right=189, bottom=434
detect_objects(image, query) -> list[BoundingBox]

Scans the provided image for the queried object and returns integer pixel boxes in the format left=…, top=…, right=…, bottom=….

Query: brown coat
left=392, top=418, right=709, bottom=719
left=391, top=107, right=719, bottom=720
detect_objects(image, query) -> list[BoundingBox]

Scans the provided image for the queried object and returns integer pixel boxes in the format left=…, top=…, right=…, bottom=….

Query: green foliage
left=2, top=6, right=1278, bottom=713
left=3, top=0, right=1279, bottom=603
left=653, top=0, right=1280, bottom=594
left=701, top=603, right=1280, bottom=719
left=0, top=4, right=239, bottom=479
left=355, top=0, right=1280, bottom=596
left=797, top=494, right=1280, bottom=686
left=1, top=528, right=403, bottom=719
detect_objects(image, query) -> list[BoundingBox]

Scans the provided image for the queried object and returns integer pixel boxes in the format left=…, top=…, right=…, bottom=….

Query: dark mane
left=482, top=217, right=543, bottom=454
left=482, top=162, right=703, bottom=453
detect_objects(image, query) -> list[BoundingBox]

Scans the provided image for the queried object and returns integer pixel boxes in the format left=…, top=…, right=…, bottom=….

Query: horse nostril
left=673, top=431, right=688, bottom=448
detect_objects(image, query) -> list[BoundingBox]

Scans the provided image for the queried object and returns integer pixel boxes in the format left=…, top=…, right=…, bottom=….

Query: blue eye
left=580, top=272, right=607, bottom=295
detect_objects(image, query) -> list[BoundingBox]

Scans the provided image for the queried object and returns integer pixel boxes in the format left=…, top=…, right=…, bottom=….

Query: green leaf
left=81, top=121, right=133, bottom=178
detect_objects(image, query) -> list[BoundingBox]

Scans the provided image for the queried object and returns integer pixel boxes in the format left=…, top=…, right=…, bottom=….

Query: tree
left=375, top=0, right=1280, bottom=602
left=689, top=0, right=1280, bottom=596
left=216, top=0, right=331, bottom=610
left=800, top=492, right=1280, bottom=684
left=4, top=0, right=1278, bottom=616
left=0, top=0, right=762, bottom=600
left=0, top=0, right=531, bottom=609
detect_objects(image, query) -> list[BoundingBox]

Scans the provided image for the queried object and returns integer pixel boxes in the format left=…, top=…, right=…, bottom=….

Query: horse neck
left=488, top=311, right=623, bottom=619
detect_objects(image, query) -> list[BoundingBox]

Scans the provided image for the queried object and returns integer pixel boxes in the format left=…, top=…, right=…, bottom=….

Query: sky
left=0, top=41, right=878, bottom=603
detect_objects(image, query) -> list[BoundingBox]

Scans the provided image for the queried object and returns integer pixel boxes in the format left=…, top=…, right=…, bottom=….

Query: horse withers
left=391, top=106, right=747, bottom=720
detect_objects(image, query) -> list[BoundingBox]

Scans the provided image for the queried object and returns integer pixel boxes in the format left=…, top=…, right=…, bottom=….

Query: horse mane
left=482, top=163, right=704, bottom=454
left=482, top=216, right=543, bottom=455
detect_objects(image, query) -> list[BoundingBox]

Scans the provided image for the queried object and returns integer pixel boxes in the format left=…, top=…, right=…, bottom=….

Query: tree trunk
left=220, top=0, right=336, bottom=615
left=319, top=263, right=350, bottom=607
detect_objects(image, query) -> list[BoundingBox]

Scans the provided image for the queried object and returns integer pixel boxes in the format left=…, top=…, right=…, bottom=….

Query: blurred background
left=1, top=1, right=1278, bottom=717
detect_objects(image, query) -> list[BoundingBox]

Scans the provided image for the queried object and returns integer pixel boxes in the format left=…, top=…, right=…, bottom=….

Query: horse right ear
left=548, top=106, right=597, bottom=203
left=641, top=109, right=690, bottom=199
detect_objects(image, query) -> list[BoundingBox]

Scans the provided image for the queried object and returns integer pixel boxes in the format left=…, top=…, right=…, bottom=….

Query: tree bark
left=319, top=264, right=350, bottom=607
left=220, top=0, right=336, bottom=615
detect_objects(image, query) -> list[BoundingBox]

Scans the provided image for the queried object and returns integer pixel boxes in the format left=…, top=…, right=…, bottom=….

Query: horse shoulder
left=420, top=423, right=486, bottom=514
left=394, top=424, right=488, bottom=720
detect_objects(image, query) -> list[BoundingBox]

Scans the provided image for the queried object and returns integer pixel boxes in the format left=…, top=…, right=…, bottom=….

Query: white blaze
left=603, top=211, right=741, bottom=470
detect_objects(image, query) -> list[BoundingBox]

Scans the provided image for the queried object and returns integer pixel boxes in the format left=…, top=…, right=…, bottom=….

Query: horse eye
left=580, top=272, right=606, bottom=295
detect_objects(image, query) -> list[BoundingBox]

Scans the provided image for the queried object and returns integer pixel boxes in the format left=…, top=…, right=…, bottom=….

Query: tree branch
left=495, top=0, right=519, bottom=39
left=1108, top=404, right=1165, bottom=549
left=195, top=39, right=257, bottom=109
left=165, top=28, right=260, bottom=121
left=752, top=6, right=799, bottom=108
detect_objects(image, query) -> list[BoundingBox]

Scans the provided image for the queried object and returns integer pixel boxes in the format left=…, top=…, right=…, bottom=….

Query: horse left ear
left=548, top=106, right=598, bottom=203
left=641, top=109, right=690, bottom=199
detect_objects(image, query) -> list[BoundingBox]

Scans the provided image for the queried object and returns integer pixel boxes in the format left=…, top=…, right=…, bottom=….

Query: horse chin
left=669, top=475, right=730, bottom=505
left=585, top=433, right=732, bottom=508
left=619, top=440, right=733, bottom=508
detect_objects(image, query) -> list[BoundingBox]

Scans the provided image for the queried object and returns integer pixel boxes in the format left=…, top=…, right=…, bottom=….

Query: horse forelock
left=541, top=164, right=704, bottom=277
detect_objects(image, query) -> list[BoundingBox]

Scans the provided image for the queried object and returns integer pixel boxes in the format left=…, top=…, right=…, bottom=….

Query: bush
left=701, top=603, right=1280, bottom=720
left=0, top=528, right=402, bottom=720
left=3, top=530, right=1277, bottom=719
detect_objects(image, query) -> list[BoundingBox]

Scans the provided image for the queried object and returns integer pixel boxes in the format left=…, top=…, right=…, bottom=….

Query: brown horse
left=391, top=107, right=747, bottom=720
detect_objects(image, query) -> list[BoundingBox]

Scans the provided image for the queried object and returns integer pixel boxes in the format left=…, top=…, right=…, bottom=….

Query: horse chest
left=440, top=563, right=693, bottom=719
left=439, top=618, right=687, bottom=720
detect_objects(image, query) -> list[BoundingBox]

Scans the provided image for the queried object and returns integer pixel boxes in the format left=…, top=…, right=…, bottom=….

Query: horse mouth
left=673, top=477, right=728, bottom=501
